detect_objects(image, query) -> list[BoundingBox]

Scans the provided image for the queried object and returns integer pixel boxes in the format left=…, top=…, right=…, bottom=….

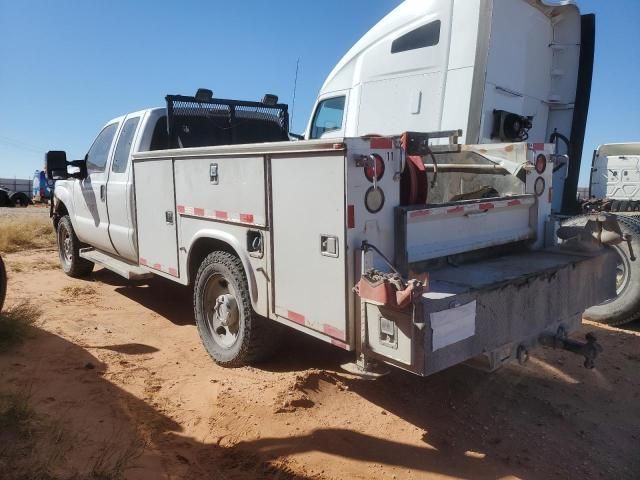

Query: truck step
left=79, top=248, right=153, bottom=281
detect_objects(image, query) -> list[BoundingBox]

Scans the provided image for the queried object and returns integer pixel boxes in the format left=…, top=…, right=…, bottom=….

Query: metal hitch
left=539, top=329, right=603, bottom=369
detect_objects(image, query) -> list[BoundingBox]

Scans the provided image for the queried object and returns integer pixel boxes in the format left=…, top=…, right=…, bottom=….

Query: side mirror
left=45, top=151, right=88, bottom=180
left=45, top=151, right=68, bottom=180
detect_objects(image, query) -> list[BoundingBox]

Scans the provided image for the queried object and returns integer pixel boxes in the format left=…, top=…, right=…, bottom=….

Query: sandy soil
left=1, top=243, right=639, bottom=479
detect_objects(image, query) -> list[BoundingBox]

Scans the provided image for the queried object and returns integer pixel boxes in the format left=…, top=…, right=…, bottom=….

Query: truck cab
left=52, top=108, right=166, bottom=263
left=50, top=93, right=290, bottom=267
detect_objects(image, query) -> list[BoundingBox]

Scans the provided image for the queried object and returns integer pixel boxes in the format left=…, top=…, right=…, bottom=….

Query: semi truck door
left=73, top=121, right=120, bottom=254
left=106, top=113, right=142, bottom=262
left=270, top=153, right=348, bottom=343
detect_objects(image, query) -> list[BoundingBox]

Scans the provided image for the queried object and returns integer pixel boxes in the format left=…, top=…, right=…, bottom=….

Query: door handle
left=100, top=184, right=105, bottom=201
left=320, top=235, right=339, bottom=257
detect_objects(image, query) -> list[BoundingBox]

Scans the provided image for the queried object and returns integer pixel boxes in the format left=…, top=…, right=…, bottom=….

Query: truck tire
left=193, top=251, right=278, bottom=367
left=0, top=255, right=6, bottom=312
left=56, top=215, right=94, bottom=278
left=0, top=190, right=12, bottom=207
left=562, top=215, right=640, bottom=326
left=9, top=192, right=29, bottom=207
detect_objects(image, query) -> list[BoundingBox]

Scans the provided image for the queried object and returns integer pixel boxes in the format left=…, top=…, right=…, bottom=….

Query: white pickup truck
left=47, top=0, right=620, bottom=376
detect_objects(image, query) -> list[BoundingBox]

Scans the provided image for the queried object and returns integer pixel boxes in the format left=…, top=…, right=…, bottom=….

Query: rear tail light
left=535, top=154, right=547, bottom=174
left=364, top=154, right=385, bottom=182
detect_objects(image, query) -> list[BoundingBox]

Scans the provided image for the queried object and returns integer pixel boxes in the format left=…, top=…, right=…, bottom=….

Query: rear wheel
left=562, top=214, right=640, bottom=326
left=193, top=251, right=279, bottom=367
left=56, top=216, right=94, bottom=278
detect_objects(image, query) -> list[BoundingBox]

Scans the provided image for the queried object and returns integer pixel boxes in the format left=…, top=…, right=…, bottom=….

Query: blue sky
left=0, top=0, right=638, bottom=187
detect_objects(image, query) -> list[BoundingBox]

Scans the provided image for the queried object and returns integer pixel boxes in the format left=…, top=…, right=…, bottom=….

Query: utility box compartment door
left=271, top=153, right=348, bottom=342
left=396, top=195, right=535, bottom=272
left=133, top=159, right=179, bottom=278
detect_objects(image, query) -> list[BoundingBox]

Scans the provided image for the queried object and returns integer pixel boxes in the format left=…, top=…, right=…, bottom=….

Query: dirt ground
left=1, top=208, right=639, bottom=479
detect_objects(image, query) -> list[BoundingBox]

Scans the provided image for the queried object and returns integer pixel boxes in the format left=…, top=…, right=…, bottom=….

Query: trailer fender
left=186, top=230, right=259, bottom=306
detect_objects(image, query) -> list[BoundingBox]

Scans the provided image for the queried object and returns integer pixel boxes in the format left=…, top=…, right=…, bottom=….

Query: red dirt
left=1, top=247, right=639, bottom=479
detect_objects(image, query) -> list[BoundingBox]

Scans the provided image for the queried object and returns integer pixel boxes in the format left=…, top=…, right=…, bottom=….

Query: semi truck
left=562, top=142, right=640, bottom=326
left=46, top=0, right=624, bottom=376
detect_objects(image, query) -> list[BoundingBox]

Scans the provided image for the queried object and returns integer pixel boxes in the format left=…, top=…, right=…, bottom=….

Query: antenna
left=290, top=58, right=300, bottom=132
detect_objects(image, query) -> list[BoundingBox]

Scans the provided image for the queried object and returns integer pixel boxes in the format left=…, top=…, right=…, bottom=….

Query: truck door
left=72, top=120, right=121, bottom=254
left=106, top=113, right=142, bottom=262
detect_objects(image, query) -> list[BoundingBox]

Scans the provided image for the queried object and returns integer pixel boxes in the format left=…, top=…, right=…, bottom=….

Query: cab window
left=310, top=96, right=345, bottom=139
left=112, top=117, right=139, bottom=173
left=86, top=123, right=118, bottom=172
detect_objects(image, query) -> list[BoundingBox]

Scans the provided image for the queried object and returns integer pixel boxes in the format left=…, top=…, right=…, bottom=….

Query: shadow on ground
left=1, top=321, right=638, bottom=479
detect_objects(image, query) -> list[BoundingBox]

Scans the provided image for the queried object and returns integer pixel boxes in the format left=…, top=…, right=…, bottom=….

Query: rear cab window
left=112, top=117, right=140, bottom=173
left=86, top=123, right=119, bottom=172
left=310, top=96, right=346, bottom=139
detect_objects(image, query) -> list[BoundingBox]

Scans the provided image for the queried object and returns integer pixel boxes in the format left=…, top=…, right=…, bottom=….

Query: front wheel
left=193, top=251, right=278, bottom=367
left=56, top=215, right=94, bottom=278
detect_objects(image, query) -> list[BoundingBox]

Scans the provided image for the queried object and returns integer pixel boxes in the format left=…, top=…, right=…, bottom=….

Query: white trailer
left=46, top=0, right=621, bottom=376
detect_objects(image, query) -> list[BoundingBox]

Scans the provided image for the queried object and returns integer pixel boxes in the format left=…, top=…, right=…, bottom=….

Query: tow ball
left=539, top=328, right=603, bottom=369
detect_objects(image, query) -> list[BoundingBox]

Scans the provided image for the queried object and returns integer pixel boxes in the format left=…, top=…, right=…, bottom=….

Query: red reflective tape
left=215, top=210, right=228, bottom=220
left=331, top=338, right=349, bottom=350
left=370, top=137, right=393, bottom=149
left=409, top=210, right=431, bottom=219
left=168, top=267, right=178, bottom=277
left=530, top=143, right=545, bottom=151
left=139, top=257, right=147, bottom=266
left=153, top=263, right=161, bottom=270
left=287, top=310, right=305, bottom=325
left=508, top=200, right=521, bottom=206
left=479, top=203, right=495, bottom=210
left=176, top=205, right=185, bottom=214
left=347, top=205, right=355, bottom=229
left=323, top=324, right=345, bottom=341
left=194, top=207, right=205, bottom=217
left=240, top=213, right=254, bottom=223
left=447, top=206, right=464, bottom=214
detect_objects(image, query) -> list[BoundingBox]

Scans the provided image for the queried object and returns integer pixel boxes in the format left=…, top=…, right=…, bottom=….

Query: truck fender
left=53, top=182, right=75, bottom=228
left=186, top=229, right=259, bottom=305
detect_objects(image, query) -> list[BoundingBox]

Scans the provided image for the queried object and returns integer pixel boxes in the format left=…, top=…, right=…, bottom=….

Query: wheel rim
left=203, top=274, right=240, bottom=349
left=613, top=247, right=630, bottom=296
left=599, top=246, right=631, bottom=305
left=58, top=225, right=72, bottom=267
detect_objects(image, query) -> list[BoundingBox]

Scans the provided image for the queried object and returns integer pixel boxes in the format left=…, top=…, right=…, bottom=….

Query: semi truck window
left=391, top=20, right=441, bottom=53
left=310, top=96, right=345, bottom=139
left=86, top=123, right=118, bottom=172
left=112, top=117, right=140, bottom=173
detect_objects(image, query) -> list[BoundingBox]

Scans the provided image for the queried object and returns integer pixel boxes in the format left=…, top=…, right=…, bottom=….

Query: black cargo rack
left=166, top=93, right=290, bottom=149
